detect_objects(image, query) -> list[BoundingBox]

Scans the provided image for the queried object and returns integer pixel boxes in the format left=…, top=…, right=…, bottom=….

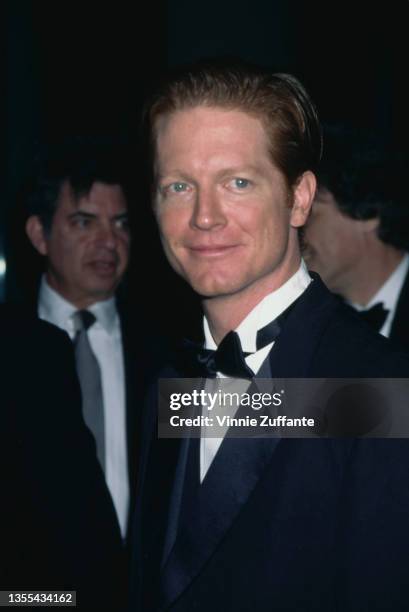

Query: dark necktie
left=183, top=313, right=286, bottom=379
left=356, top=303, right=389, bottom=332
left=73, top=310, right=105, bottom=472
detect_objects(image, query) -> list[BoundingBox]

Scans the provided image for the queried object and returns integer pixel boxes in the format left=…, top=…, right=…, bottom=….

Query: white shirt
left=200, top=261, right=312, bottom=481
left=38, top=276, right=129, bottom=537
left=350, top=254, right=409, bottom=338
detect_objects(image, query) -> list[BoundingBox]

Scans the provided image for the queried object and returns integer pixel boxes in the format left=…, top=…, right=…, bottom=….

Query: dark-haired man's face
left=304, top=187, right=371, bottom=295
left=27, top=180, right=130, bottom=308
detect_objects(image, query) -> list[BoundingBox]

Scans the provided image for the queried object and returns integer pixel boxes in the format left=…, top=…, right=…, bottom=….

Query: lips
left=87, top=260, right=117, bottom=275
left=187, top=244, right=239, bottom=257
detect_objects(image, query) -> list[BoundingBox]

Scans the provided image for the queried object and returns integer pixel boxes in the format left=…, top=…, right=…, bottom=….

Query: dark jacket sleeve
left=0, top=309, right=125, bottom=611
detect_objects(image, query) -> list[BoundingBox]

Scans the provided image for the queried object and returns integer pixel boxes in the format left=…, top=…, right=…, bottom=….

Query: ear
left=25, top=216, right=49, bottom=256
left=290, top=171, right=317, bottom=228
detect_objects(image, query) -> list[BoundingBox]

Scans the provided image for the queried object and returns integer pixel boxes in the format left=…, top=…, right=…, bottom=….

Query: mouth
left=87, top=260, right=117, bottom=276
left=187, top=244, right=240, bottom=258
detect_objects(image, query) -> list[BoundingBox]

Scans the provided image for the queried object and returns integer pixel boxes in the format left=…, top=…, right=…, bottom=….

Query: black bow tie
left=181, top=313, right=286, bottom=379
left=356, top=303, right=389, bottom=332
left=188, top=330, right=254, bottom=379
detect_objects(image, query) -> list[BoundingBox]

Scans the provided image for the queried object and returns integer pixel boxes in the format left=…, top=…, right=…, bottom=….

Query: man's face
left=304, top=187, right=369, bottom=294
left=29, top=181, right=130, bottom=308
left=153, top=106, right=313, bottom=303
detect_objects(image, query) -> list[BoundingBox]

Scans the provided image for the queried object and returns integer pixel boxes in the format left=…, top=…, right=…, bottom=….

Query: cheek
left=258, top=208, right=290, bottom=249
left=118, top=235, right=131, bottom=258
left=157, top=210, right=187, bottom=248
left=48, top=233, right=76, bottom=259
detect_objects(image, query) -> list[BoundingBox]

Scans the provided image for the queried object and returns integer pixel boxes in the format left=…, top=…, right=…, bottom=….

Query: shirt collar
left=38, top=275, right=118, bottom=335
left=204, top=260, right=312, bottom=352
left=351, top=253, right=409, bottom=313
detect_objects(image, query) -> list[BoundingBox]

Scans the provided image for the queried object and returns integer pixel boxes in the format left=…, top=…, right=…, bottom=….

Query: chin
left=85, top=283, right=117, bottom=300
left=186, top=275, right=244, bottom=299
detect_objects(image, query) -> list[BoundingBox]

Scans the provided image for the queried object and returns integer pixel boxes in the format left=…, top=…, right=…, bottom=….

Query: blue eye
left=233, top=178, right=250, bottom=189
left=170, top=182, right=188, bottom=193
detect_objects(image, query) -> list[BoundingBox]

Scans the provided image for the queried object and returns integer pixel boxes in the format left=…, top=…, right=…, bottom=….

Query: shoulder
left=0, top=303, right=70, bottom=346
left=0, top=304, right=78, bottom=421
left=0, top=304, right=75, bottom=388
left=317, top=301, right=409, bottom=376
left=277, top=275, right=409, bottom=377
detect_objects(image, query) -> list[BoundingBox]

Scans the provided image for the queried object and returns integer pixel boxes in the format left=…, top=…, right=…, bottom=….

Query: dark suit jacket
left=118, top=302, right=147, bottom=537
left=130, top=277, right=409, bottom=612
left=0, top=305, right=125, bottom=611
left=119, top=301, right=170, bottom=544
left=30, top=289, right=161, bottom=541
left=390, top=265, right=409, bottom=351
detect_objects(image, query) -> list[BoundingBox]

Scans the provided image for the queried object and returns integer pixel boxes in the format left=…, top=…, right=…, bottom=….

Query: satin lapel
left=160, top=380, right=281, bottom=610
left=268, top=275, right=339, bottom=377
left=159, top=433, right=279, bottom=610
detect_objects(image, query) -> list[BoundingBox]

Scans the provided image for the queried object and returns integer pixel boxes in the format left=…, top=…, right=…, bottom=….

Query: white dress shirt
left=200, top=261, right=312, bottom=481
left=350, top=254, right=409, bottom=338
left=38, top=276, right=129, bottom=537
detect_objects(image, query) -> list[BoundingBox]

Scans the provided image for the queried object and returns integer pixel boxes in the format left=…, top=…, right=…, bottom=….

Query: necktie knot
left=73, top=309, right=96, bottom=332
left=356, top=303, right=389, bottom=332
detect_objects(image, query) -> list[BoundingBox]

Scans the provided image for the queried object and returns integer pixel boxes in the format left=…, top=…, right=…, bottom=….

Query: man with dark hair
left=304, top=125, right=409, bottom=347
left=130, top=61, right=409, bottom=611
left=24, top=142, right=138, bottom=541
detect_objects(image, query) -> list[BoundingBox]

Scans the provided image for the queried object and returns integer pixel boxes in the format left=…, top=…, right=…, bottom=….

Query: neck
left=338, top=246, right=404, bottom=306
left=45, top=273, right=109, bottom=310
left=203, top=256, right=301, bottom=345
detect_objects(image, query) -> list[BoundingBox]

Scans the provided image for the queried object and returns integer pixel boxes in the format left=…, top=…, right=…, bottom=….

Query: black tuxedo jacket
left=119, top=302, right=154, bottom=537
left=130, top=277, right=409, bottom=612
left=390, top=265, right=409, bottom=351
left=0, top=305, right=124, bottom=611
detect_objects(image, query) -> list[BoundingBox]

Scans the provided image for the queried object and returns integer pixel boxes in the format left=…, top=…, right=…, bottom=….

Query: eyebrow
left=157, top=165, right=267, bottom=182
left=216, top=165, right=267, bottom=178
left=112, top=212, right=129, bottom=220
left=68, top=210, right=129, bottom=221
left=68, top=211, right=96, bottom=221
left=156, top=171, right=192, bottom=183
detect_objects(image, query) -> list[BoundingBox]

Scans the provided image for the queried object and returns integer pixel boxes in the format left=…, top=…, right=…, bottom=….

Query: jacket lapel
left=159, top=384, right=284, bottom=608
left=389, top=267, right=409, bottom=350
left=268, top=274, right=340, bottom=377
left=159, top=433, right=279, bottom=610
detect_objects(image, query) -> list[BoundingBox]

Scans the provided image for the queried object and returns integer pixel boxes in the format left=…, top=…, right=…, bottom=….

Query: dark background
left=1, top=1, right=408, bottom=336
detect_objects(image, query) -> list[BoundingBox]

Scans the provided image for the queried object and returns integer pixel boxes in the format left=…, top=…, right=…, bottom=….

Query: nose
left=190, top=186, right=227, bottom=231
left=96, top=223, right=117, bottom=250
